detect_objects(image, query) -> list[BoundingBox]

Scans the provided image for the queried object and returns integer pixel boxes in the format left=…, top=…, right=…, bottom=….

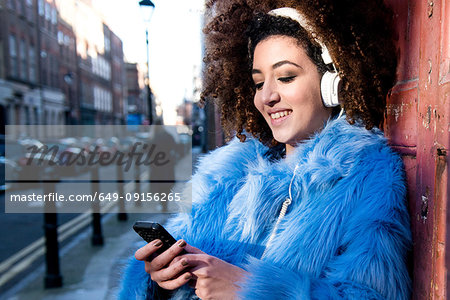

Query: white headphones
left=320, top=71, right=340, bottom=107
left=268, top=8, right=341, bottom=108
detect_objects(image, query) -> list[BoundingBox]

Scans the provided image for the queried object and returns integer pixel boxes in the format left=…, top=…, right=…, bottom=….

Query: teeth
left=270, top=110, right=291, bottom=120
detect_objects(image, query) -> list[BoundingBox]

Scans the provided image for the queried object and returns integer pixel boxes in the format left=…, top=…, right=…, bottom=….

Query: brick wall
left=385, top=1, right=449, bottom=298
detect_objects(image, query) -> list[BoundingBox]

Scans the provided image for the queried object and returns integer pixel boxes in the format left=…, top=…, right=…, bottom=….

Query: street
left=0, top=163, right=132, bottom=262
left=0, top=193, right=78, bottom=264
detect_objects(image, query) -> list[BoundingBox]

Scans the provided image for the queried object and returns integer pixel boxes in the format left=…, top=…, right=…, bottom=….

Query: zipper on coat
left=261, top=165, right=298, bottom=258
left=261, top=197, right=292, bottom=258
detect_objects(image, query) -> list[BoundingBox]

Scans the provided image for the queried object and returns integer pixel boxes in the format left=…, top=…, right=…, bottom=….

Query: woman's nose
left=261, top=81, right=280, bottom=106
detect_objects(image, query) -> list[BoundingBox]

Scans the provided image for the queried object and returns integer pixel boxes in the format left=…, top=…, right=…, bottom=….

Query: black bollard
left=91, top=165, right=103, bottom=246
left=43, top=181, right=63, bottom=288
left=117, top=163, right=127, bottom=221
left=135, top=163, right=141, bottom=207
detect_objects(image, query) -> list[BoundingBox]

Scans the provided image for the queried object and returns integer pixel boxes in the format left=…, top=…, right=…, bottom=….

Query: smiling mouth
left=270, top=110, right=292, bottom=120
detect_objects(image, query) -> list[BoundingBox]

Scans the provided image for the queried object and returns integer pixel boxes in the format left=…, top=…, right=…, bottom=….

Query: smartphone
left=133, top=221, right=178, bottom=253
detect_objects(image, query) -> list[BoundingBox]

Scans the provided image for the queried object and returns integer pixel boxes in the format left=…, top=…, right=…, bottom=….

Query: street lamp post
left=63, top=72, right=75, bottom=126
left=139, top=0, right=155, bottom=125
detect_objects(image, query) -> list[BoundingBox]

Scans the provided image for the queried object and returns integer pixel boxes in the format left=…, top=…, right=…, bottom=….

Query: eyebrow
left=252, top=60, right=301, bottom=75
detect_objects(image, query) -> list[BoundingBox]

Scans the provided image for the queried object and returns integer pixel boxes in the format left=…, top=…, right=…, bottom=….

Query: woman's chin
left=272, top=134, right=291, bottom=145
left=273, top=134, right=307, bottom=148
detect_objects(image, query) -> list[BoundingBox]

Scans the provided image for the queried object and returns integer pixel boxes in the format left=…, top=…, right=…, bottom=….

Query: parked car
left=0, top=134, right=5, bottom=156
left=0, top=156, right=20, bottom=191
left=17, top=139, right=61, bottom=181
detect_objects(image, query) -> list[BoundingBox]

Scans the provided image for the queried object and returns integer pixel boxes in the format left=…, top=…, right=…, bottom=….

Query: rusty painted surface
left=385, top=0, right=449, bottom=299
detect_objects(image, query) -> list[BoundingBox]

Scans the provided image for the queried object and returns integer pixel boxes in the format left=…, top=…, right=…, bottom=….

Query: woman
left=120, top=1, right=411, bottom=299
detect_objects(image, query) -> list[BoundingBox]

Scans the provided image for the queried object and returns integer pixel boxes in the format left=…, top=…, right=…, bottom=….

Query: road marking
left=0, top=216, right=92, bottom=287
left=0, top=212, right=87, bottom=274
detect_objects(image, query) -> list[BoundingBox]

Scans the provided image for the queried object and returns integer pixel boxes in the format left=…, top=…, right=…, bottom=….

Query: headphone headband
left=269, top=8, right=341, bottom=107
left=268, top=8, right=333, bottom=66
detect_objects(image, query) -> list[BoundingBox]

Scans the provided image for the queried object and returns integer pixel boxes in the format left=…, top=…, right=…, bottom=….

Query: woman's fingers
left=158, top=272, right=193, bottom=290
left=148, top=239, right=188, bottom=272
left=177, top=253, right=208, bottom=267
left=134, top=239, right=163, bottom=261
left=188, top=278, right=197, bottom=289
left=184, top=244, right=205, bottom=254
left=150, top=257, right=190, bottom=282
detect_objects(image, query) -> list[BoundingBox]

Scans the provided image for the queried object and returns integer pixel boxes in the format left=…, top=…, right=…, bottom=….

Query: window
left=41, top=49, right=48, bottom=85
left=45, top=3, right=51, bottom=20
left=9, top=35, right=18, bottom=78
left=33, top=107, right=39, bottom=125
left=7, top=0, right=15, bottom=10
left=17, top=0, right=25, bottom=16
left=38, top=0, right=44, bottom=16
left=29, top=45, right=36, bottom=82
left=24, top=106, right=30, bottom=125
left=104, top=36, right=111, bottom=53
left=57, top=31, right=64, bottom=45
left=26, top=0, right=34, bottom=21
left=20, top=39, right=27, bottom=81
left=51, top=7, right=57, bottom=25
left=82, top=82, right=93, bottom=105
left=107, top=91, right=112, bottom=112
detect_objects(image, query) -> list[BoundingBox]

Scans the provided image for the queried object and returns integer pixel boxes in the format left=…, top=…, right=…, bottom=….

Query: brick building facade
left=0, top=0, right=127, bottom=129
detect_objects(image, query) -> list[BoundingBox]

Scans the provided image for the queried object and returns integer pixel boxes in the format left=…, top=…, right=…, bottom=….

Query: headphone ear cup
left=320, top=71, right=341, bottom=107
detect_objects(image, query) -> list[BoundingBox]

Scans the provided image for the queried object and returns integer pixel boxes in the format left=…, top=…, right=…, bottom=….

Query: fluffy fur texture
left=119, top=116, right=411, bottom=300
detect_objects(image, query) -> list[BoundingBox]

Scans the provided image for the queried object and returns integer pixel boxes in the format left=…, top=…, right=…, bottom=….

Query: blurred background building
left=0, top=0, right=147, bottom=129
left=0, top=0, right=222, bottom=148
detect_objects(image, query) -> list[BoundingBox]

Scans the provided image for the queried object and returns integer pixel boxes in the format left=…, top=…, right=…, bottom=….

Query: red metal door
left=385, top=0, right=449, bottom=298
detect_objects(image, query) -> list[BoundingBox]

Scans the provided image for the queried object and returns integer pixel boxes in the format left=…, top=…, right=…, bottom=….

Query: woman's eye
left=254, top=82, right=264, bottom=90
left=278, top=76, right=296, bottom=83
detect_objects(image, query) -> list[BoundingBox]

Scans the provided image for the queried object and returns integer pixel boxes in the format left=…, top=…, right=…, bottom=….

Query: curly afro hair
left=201, top=0, right=397, bottom=146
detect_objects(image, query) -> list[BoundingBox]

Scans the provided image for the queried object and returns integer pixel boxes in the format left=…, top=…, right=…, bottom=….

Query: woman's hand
left=135, top=239, right=192, bottom=290
left=135, top=240, right=248, bottom=298
left=181, top=244, right=249, bottom=300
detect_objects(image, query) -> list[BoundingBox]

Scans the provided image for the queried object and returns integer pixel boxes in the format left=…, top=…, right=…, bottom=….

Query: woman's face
left=252, top=35, right=332, bottom=147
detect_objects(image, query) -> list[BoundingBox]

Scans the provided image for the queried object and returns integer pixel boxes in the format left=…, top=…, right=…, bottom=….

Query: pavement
left=2, top=210, right=172, bottom=300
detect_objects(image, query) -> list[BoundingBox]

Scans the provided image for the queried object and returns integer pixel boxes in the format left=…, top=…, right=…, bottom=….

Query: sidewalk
left=3, top=210, right=171, bottom=300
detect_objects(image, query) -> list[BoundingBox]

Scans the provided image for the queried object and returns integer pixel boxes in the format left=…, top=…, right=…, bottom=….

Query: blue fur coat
left=119, top=117, right=412, bottom=299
